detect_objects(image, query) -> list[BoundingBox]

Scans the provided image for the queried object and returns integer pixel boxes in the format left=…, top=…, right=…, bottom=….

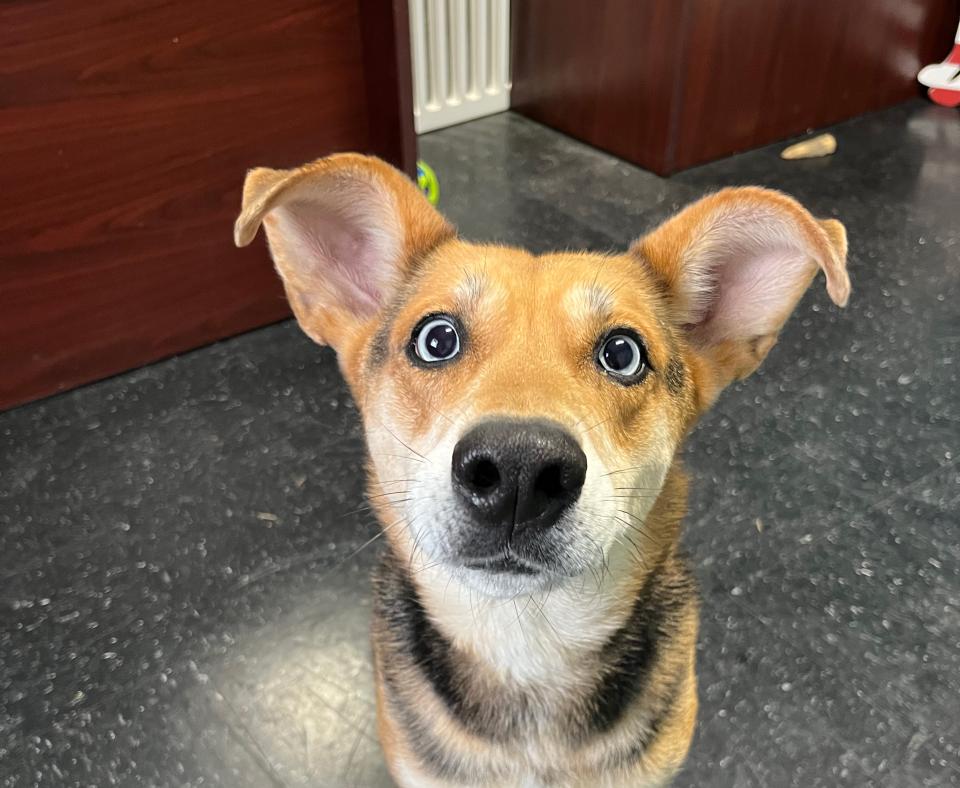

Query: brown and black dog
left=234, top=154, right=849, bottom=787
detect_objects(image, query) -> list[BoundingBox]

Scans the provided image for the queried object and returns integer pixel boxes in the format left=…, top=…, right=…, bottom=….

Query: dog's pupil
left=604, top=337, right=634, bottom=371
left=427, top=324, right=457, bottom=358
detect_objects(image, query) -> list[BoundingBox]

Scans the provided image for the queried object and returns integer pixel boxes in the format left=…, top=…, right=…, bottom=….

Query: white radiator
left=409, top=0, right=511, bottom=133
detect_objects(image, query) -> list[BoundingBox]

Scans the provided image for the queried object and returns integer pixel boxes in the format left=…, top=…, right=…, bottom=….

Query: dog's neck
left=408, top=468, right=686, bottom=686
left=411, top=547, right=640, bottom=685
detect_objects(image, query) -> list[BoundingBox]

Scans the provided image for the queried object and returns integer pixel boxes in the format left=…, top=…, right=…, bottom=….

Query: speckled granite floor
left=2, top=100, right=958, bottom=788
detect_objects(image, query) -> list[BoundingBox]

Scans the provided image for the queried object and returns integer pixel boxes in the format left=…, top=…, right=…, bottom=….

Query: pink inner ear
left=276, top=194, right=399, bottom=319
left=683, top=214, right=819, bottom=345
left=699, top=244, right=812, bottom=342
left=287, top=206, right=381, bottom=313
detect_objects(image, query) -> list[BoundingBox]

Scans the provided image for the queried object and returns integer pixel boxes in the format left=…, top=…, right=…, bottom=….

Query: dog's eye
left=598, top=330, right=648, bottom=383
left=412, top=315, right=461, bottom=364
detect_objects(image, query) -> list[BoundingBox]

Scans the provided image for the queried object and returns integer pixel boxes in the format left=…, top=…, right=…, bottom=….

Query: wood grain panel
left=511, top=0, right=959, bottom=174
left=0, top=0, right=412, bottom=410
left=359, top=0, right=418, bottom=176
left=673, top=0, right=960, bottom=169
left=511, top=0, right=688, bottom=174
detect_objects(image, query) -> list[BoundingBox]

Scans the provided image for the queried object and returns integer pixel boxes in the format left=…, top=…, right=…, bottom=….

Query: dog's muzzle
left=450, top=418, right=587, bottom=569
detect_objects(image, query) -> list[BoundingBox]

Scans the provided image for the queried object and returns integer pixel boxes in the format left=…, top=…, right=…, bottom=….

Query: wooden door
left=0, top=0, right=414, bottom=410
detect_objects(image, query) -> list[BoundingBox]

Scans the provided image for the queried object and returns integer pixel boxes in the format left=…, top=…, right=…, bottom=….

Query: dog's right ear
left=234, top=154, right=454, bottom=350
left=631, top=187, right=849, bottom=410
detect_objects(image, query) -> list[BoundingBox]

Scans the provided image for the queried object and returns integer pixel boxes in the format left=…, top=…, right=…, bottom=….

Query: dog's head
left=235, top=154, right=849, bottom=596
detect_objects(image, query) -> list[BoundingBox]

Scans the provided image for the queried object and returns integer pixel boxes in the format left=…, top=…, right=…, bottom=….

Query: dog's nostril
left=534, top=462, right=566, bottom=499
left=452, top=420, right=587, bottom=531
left=468, top=458, right=500, bottom=492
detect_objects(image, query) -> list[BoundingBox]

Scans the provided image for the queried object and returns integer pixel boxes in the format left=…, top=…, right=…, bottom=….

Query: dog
left=234, top=154, right=849, bottom=787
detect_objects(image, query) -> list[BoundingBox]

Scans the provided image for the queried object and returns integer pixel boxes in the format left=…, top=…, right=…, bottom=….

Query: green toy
left=417, top=160, right=440, bottom=206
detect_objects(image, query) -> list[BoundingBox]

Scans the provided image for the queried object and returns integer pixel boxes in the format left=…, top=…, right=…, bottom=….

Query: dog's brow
left=366, top=283, right=415, bottom=369
left=455, top=272, right=487, bottom=309
left=564, top=283, right=615, bottom=321
left=367, top=313, right=395, bottom=369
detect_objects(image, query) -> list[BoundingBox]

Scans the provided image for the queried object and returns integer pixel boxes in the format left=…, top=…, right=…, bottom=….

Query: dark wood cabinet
left=512, top=0, right=959, bottom=174
left=0, top=0, right=413, bottom=410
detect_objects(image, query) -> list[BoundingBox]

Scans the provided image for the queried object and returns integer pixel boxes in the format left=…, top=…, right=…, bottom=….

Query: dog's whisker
left=364, top=500, right=414, bottom=520
left=468, top=588, right=479, bottom=629
left=608, top=500, right=656, bottom=523
left=380, top=452, right=427, bottom=464
left=338, top=501, right=380, bottom=519
left=611, top=514, right=653, bottom=544
left=582, top=533, right=606, bottom=590
left=541, top=583, right=558, bottom=617
left=443, top=571, right=455, bottom=603
left=616, top=515, right=652, bottom=534
left=600, top=465, right=651, bottom=477
left=610, top=537, right=641, bottom=571
left=278, top=515, right=409, bottom=593
left=374, top=477, right=419, bottom=487
left=569, top=410, right=592, bottom=434
left=365, top=489, right=412, bottom=502
left=578, top=414, right=616, bottom=437
left=426, top=397, right=467, bottom=429
left=584, top=534, right=610, bottom=591
left=528, top=593, right=564, bottom=644
left=618, top=530, right=647, bottom=565
left=614, top=505, right=655, bottom=529
left=410, top=558, right=445, bottom=576
left=366, top=491, right=411, bottom=505
left=408, top=526, right=428, bottom=574
left=429, top=403, right=456, bottom=427
left=520, top=587, right=540, bottom=621
left=500, top=586, right=527, bottom=611
left=614, top=511, right=658, bottom=542
left=372, top=422, right=432, bottom=464
left=512, top=598, right=529, bottom=639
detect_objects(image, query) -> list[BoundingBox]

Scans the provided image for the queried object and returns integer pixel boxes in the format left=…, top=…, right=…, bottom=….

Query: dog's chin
left=441, top=547, right=589, bottom=597
left=452, top=561, right=559, bottom=598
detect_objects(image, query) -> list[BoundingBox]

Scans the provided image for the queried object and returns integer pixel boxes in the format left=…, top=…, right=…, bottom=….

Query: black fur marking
left=380, top=674, right=468, bottom=780
left=365, top=284, right=410, bottom=371
left=373, top=550, right=521, bottom=743
left=601, top=670, right=687, bottom=771
left=375, top=551, right=464, bottom=709
left=367, top=318, right=393, bottom=368
left=664, top=357, right=685, bottom=394
left=584, top=558, right=694, bottom=736
left=373, top=552, right=472, bottom=781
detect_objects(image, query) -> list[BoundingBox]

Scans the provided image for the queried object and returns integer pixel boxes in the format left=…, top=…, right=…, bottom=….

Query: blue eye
left=598, top=331, right=648, bottom=382
left=413, top=316, right=461, bottom=363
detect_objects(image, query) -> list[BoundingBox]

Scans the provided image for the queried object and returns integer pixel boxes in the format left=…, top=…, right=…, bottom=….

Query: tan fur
left=235, top=154, right=849, bottom=787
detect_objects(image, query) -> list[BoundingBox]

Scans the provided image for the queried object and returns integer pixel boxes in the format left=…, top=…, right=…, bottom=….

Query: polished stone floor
left=2, top=100, right=958, bottom=787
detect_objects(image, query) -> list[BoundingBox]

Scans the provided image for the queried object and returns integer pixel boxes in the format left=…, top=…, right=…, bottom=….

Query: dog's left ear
left=234, top=154, right=454, bottom=350
left=631, top=187, right=849, bottom=409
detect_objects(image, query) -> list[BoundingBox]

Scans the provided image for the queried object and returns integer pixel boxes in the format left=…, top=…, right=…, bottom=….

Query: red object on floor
left=918, top=21, right=960, bottom=107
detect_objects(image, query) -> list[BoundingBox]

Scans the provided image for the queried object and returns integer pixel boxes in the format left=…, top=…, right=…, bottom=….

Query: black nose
left=452, top=419, right=587, bottom=533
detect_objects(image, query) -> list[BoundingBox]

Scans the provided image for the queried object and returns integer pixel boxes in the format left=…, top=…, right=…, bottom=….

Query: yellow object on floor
left=781, top=133, right=837, bottom=160
left=417, top=160, right=440, bottom=205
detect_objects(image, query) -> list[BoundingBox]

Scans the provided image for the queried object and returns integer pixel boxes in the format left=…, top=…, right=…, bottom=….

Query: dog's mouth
left=461, top=551, right=543, bottom=575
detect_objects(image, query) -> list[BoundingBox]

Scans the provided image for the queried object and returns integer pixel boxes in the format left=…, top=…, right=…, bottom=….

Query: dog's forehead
left=410, top=241, right=665, bottom=323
